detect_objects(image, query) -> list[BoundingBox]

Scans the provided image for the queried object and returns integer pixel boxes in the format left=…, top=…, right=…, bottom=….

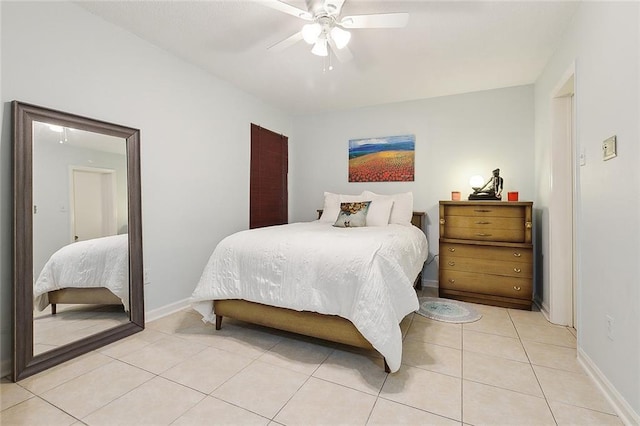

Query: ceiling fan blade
left=268, top=31, right=304, bottom=52
left=328, top=39, right=353, bottom=62
left=259, top=0, right=313, bottom=20
left=340, top=12, right=409, bottom=29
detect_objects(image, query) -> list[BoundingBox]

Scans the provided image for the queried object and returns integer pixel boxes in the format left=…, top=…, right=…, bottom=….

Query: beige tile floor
left=33, top=304, right=130, bottom=355
left=2, top=289, right=623, bottom=425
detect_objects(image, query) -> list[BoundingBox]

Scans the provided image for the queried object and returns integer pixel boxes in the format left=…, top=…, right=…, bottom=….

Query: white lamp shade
left=302, top=23, right=322, bottom=44
left=469, top=175, right=485, bottom=189
left=311, top=38, right=328, bottom=56
left=330, top=26, right=351, bottom=49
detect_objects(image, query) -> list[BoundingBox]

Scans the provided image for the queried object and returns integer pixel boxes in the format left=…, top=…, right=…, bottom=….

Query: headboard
left=317, top=210, right=425, bottom=231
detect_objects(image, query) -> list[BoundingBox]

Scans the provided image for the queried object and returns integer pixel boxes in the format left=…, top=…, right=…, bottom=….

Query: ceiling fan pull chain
left=322, top=49, right=334, bottom=73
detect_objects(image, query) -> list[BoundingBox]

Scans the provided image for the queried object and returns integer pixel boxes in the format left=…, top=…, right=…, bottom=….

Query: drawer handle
left=448, top=247, right=455, bottom=252
left=448, top=279, right=455, bottom=284
left=475, top=233, right=492, bottom=237
left=475, top=221, right=491, bottom=225
left=513, top=252, right=522, bottom=257
left=513, top=267, right=521, bottom=273
left=474, top=209, right=492, bottom=212
left=513, top=286, right=521, bottom=291
left=448, top=261, right=456, bottom=266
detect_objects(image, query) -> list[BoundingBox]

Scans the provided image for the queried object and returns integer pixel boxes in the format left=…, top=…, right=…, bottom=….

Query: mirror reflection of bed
left=31, top=121, right=130, bottom=356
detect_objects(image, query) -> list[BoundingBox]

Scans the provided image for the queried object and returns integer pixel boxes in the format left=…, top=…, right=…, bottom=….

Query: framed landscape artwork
left=348, top=134, right=415, bottom=182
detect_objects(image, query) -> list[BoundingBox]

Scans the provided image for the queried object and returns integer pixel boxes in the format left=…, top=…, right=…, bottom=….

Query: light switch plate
left=603, top=135, right=617, bottom=160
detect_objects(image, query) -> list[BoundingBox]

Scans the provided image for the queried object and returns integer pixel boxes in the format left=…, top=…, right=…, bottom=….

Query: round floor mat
left=416, top=297, right=482, bottom=323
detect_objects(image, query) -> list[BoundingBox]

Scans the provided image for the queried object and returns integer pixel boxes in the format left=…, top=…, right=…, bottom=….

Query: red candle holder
left=507, top=191, right=519, bottom=201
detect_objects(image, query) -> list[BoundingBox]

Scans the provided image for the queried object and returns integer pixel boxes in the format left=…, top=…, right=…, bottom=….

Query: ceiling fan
left=261, top=0, right=409, bottom=62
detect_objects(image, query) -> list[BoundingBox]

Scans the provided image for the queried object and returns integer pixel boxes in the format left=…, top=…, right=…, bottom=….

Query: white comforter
left=34, top=234, right=129, bottom=311
left=191, top=221, right=428, bottom=372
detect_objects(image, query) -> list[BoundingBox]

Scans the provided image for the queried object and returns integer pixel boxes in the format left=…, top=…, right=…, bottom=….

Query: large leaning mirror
left=12, top=101, right=144, bottom=381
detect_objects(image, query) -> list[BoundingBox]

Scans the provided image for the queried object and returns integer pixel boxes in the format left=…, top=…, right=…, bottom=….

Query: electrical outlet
left=144, top=269, right=151, bottom=285
left=606, top=315, right=614, bottom=340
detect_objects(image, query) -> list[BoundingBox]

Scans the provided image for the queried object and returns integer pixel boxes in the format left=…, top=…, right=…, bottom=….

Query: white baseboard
left=145, top=298, right=192, bottom=323
left=577, top=347, right=639, bottom=426
left=535, top=294, right=551, bottom=322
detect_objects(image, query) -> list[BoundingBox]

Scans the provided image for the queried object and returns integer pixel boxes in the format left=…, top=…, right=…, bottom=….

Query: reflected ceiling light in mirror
left=59, top=127, right=69, bottom=144
left=49, top=125, right=63, bottom=132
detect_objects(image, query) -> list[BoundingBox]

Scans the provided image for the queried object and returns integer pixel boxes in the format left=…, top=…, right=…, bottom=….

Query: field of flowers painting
left=348, top=134, right=415, bottom=182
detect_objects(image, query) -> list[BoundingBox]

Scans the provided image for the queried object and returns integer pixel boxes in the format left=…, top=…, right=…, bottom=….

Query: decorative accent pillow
left=333, top=201, right=371, bottom=228
left=362, top=191, right=413, bottom=224
left=365, top=198, right=394, bottom=226
left=319, top=192, right=364, bottom=223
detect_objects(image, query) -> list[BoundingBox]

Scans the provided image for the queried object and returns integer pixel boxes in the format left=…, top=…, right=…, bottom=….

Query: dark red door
left=250, top=123, right=288, bottom=228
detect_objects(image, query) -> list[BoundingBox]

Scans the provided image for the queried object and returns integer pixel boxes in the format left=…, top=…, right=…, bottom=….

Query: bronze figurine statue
left=469, top=168, right=503, bottom=200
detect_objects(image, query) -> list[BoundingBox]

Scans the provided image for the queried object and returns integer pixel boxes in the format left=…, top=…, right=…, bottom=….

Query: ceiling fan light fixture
left=302, top=23, right=322, bottom=44
left=311, top=38, right=328, bottom=56
left=330, top=26, right=351, bottom=49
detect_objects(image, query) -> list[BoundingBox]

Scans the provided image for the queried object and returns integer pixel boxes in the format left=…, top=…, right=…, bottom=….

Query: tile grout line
left=460, top=320, right=465, bottom=424
left=507, top=308, right=559, bottom=425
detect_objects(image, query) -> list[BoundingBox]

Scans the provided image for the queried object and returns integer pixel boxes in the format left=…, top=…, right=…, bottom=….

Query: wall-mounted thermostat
left=603, top=135, right=617, bottom=161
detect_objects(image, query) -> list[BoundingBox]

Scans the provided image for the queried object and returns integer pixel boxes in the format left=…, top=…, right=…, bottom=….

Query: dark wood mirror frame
left=12, top=101, right=144, bottom=381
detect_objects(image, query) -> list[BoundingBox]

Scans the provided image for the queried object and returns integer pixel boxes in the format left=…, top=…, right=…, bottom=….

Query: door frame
left=68, top=165, right=117, bottom=242
left=547, top=63, right=577, bottom=327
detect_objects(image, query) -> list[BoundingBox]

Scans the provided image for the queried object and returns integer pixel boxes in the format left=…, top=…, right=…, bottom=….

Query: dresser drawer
left=440, top=243, right=532, bottom=263
left=445, top=205, right=525, bottom=219
left=439, top=270, right=532, bottom=300
left=440, top=202, right=532, bottom=244
left=440, top=253, right=532, bottom=278
left=443, top=226, right=525, bottom=243
left=444, top=215, right=525, bottom=230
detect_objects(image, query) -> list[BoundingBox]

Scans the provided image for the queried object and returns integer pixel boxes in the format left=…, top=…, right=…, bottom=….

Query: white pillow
left=362, top=191, right=413, bottom=224
left=365, top=198, right=394, bottom=226
left=319, top=192, right=364, bottom=223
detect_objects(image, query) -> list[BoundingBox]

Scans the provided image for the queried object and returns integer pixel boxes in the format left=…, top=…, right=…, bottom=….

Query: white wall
left=534, top=2, right=639, bottom=420
left=0, top=1, right=291, bottom=375
left=290, top=85, right=535, bottom=283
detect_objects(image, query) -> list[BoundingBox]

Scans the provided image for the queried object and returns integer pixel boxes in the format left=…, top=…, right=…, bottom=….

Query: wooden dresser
left=439, top=201, right=533, bottom=310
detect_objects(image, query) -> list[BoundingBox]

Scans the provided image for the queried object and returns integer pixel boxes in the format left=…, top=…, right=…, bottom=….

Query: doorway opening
left=69, top=166, right=117, bottom=242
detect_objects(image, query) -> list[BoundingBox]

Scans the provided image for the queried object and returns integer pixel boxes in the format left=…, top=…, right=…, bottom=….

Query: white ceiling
left=77, top=0, right=580, bottom=115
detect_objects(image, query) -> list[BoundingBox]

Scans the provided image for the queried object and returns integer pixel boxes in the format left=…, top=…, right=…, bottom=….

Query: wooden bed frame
left=214, top=212, right=426, bottom=372
left=47, top=288, right=123, bottom=314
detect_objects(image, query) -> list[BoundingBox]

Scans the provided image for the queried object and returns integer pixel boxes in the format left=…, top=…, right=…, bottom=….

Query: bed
left=34, top=234, right=129, bottom=314
left=191, top=193, right=428, bottom=372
